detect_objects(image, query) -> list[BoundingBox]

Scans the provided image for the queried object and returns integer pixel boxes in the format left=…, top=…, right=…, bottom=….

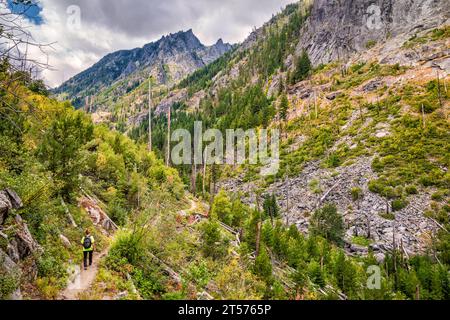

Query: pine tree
left=291, top=50, right=312, bottom=84
left=309, top=204, right=345, bottom=246
left=279, top=94, right=289, bottom=123
left=211, top=189, right=232, bottom=225
left=254, top=245, right=273, bottom=282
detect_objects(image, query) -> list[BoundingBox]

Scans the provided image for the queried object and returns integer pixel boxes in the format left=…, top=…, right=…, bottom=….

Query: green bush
left=36, top=247, right=67, bottom=286
left=405, top=185, right=418, bottom=195
left=351, top=187, right=363, bottom=201
left=391, top=199, right=408, bottom=211
left=366, top=40, right=377, bottom=49
left=0, top=261, right=19, bottom=299
left=106, top=230, right=145, bottom=270
left=431, top=191, right=445, bottom=202
left=368, top=180, right=385, bottom=194
left=132, top=267, right=166, bottom=299
left=108, top=201, right=128, bottom=226
left=326, top=153, right=341, bottom=168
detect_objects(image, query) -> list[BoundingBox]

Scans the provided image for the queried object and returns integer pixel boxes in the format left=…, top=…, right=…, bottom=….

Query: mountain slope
left=121, top=0, right=449, bottom=257
left=54, top=29, right=232, bottom=109
left=2, top=0, right=450, bottom=301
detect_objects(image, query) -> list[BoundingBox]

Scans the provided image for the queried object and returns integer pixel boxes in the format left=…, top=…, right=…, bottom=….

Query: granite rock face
left=297, top=0, right=450, bottom=65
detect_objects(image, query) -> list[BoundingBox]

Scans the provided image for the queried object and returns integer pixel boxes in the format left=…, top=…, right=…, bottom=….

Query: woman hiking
left=81, top=229, right=95, bottom=270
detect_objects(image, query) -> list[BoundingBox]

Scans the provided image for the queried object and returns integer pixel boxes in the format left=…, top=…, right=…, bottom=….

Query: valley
left=1, top=0, right=449, bottom=301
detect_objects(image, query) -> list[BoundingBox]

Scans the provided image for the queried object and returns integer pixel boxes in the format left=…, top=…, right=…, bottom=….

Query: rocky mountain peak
left=54, top=29, right=233, bottom=108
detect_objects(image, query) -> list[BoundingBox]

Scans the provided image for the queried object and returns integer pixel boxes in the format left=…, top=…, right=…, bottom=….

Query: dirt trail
left=179, top=197, right=199, bottom=215
left=59, top=196, right=201, bottom=300
left=59, top=247, right=109, bottom=300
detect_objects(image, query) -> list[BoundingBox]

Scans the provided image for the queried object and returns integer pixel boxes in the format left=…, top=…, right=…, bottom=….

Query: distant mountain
left=54, top=29, right=233, bottom=108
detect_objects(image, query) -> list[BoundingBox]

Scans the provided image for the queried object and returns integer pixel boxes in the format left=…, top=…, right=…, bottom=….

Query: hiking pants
left=83, top=250, right=93, bottom=268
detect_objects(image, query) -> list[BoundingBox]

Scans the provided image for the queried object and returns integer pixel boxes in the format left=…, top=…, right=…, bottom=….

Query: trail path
left=60, top=196, right=200, bottom=300
left=179, top=197, right=199, bottom=216
left=59, top=247, right=109, bottom=300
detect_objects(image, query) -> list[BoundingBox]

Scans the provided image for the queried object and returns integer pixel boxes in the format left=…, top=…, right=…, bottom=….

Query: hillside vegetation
left=1, top=0, right=449, bottom=300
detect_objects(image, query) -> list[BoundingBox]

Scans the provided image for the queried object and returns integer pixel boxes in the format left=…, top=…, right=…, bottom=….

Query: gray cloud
left=28, top=0, right=294, bottom=86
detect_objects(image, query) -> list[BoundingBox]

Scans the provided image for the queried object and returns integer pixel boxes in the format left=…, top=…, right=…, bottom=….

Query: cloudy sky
left=8, top=0, right=294, bottom=87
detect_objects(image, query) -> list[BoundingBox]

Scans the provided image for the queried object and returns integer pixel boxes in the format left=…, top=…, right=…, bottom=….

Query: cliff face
left=298, top=0, right=450, bottom=65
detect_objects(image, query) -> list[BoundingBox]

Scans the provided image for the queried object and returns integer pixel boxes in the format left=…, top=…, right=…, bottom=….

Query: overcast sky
left=12, top=0, right=294, bottom=87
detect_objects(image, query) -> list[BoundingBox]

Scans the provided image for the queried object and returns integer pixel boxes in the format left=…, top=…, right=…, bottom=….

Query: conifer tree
left=291, top=50, right=312, bottom=84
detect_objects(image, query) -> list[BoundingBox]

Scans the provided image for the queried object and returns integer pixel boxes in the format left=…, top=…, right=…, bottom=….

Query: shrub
left=106, top=230, right=145, bottom=270
left=187, top=261, right=212, bottom=289
left=351, top=187, right=363, bottom=201
left=405, top=185, right=418, bottom=195
left=368, top=180, right=385, bottom=194
left=380, top=212, right=395, bottom=220
left=211, top=190, right=232, bottom=225
left=108, top=200, right=128, bottom=226
left=326, top=153, right=341, bottom=168
left=431, top=191, right=445, bottom=202
left=392, top=199, right=408, bottom=211
left=37, top=250, right=67, bottom=283
left=132, top=267, right=166, bottom=299
left=352, top=236, right=371, bottom=247
left=366, top=40, right=377, bottom=49
left=0, top=261, right=19, bottom=299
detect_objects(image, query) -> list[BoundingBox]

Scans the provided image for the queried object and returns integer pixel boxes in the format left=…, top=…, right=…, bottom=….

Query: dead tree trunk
left=436, top=70, right=443, bottom=109
left=255, top=221, right=262, bottom=257
left=166, top=105, right=171, bottom=167
left=148, top=78, right=152, bottom=152
left=202, top=148, right=207, bottom=197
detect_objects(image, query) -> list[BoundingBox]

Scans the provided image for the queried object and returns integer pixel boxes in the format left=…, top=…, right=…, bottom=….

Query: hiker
left=81, top=229, right=95, bottom=270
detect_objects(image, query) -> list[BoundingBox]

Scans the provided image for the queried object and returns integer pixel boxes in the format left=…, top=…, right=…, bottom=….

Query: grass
left=379, top=212, right=395, bottom=220
left=402, top=26, right=450, bottom=49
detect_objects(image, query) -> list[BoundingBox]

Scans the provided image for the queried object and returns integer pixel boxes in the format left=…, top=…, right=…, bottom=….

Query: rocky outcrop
left=11, top=215, right=42, bottom=261
left=1, top=189, right=42, bottom=299
left=297, top=0, right=450, bottom=66
left=0, top=189, right=23, bottom=225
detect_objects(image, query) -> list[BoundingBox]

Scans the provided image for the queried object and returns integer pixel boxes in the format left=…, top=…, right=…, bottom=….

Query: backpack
left=83, top=236, right=92, bottom=249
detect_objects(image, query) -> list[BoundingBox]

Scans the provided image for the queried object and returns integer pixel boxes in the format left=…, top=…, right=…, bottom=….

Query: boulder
left=326, top=91, right=344, bottom=100
left=363, top=79, right=383, bottom=92
left=350, top=244, right=369, bottom=254
left=375, top=253, right=386, bottom=264
left=0, top=189, right=23, bottom=225
left=7, top=240, right=20, bottom=263
left=0, top=193, right=11, bottom=225
left=14, top=215, right=42, bottom=259
left=59, top=234, right=72, bottom=248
